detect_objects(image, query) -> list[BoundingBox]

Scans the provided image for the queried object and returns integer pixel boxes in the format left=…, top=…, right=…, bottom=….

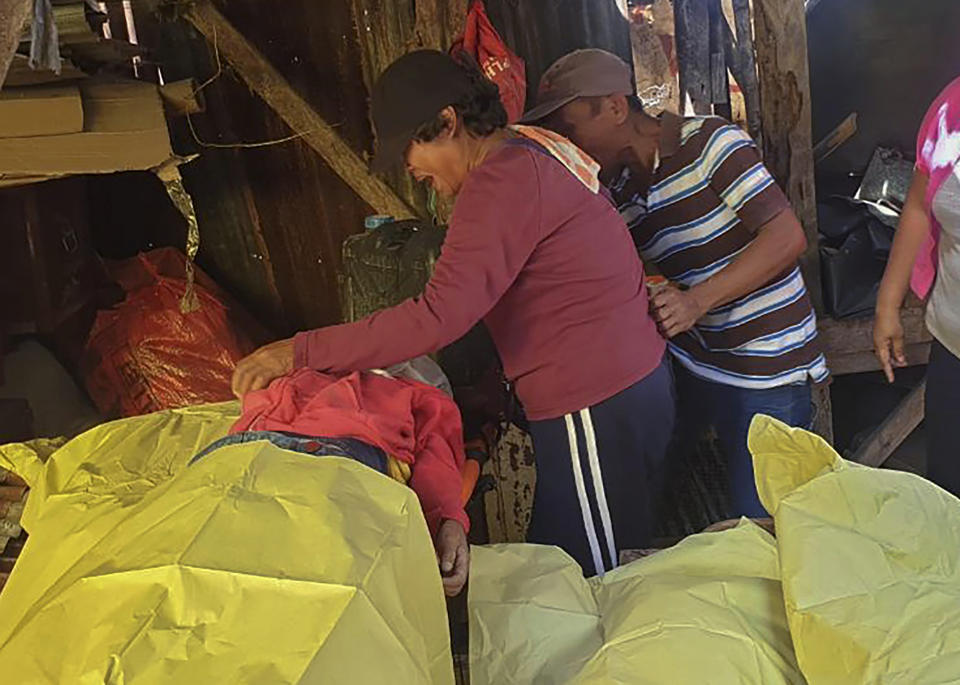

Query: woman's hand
left=874, top=307, right=906, bottom=383
left=231, top=338, right=295, bottom=398
left=436, top=519, right=469, bottom=597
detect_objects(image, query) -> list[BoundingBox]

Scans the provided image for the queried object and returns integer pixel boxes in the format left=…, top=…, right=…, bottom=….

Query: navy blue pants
left=674, top=365, right=812, bottom=519
left=926, top=339, right=960, bottom=496
left=526, top=358, right=675, bottom=577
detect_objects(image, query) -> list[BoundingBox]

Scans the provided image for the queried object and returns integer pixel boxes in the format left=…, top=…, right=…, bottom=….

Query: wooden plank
left=852, top=380, right=925, bottom=468
left=814, top=112, right=858, bottom=164
left=183, top=1, right=415, bottom=220
left=0, top=0, right=32, bottom=89
left=707, top=0, right=731, bottom=119
left=818, top=295, right=931, bottom=375
left=731, top=0, right=761, bottom=140
left=828, top=342, right=930, bottom=377
left=674, top=0, right=712, bottom=114
left=753, top=0, right=821, bottom=310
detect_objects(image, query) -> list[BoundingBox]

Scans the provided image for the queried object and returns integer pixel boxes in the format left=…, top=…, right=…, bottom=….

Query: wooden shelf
left=818, top=295, right=931, bottom=377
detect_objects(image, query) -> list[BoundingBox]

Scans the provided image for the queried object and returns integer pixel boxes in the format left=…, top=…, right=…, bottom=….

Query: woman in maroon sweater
left=232, top=52, right=673, bottom=587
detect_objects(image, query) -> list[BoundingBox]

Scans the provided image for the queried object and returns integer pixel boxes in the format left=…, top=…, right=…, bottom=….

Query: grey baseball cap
left=520, top=49, right=634, bottom=124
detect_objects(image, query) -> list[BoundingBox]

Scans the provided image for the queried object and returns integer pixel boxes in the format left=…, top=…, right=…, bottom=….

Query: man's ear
left=607, top=94, right=630, bottom=125
left=438, top=106, right=459, bottom=139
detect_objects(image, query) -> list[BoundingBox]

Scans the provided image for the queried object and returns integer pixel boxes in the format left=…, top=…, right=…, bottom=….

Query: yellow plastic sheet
left=750, top=416, right=960, bottom=684
left=0, top=404, right=453, bottom=684
left=471, top=415, right=960, bottom=684
left=469, top=522, right=804, bottom=685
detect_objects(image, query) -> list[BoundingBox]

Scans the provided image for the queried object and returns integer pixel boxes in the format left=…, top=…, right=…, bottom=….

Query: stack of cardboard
left=3, top=53, right=87, bottom=88
left=0, top=79, right=177, bottom=187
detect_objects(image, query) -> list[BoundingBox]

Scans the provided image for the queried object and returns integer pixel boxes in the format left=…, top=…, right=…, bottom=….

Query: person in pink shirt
left=231, top=51, right=673, bottom=579
left=875, top=76, right=960, bottom=495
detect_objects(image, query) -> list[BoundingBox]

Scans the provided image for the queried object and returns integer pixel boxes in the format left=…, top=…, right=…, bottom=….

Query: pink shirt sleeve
left=911, top=77, right=960, bottom=299
left=293, top=147, right=543, bottom=372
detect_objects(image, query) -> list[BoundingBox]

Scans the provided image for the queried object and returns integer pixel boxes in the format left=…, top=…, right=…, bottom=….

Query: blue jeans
left=675, top=365, right=813, bottom=518
left=191, top=431, right=389, bottom=474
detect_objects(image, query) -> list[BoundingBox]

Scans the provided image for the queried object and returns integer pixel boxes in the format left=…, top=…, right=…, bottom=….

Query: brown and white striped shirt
left=610, top=113, right=828, bottom=388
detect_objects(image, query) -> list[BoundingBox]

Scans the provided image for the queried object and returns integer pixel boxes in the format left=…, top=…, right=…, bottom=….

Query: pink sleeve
left=407, top=386, right=469, bottom=538
left=294, top=148, right=542, bottom=373
left=910, top=77, right=960, bottom=298
left=915, top=78, right=959, bottom=175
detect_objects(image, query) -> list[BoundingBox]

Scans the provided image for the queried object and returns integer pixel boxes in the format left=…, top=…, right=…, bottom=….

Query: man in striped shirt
left=524, top=49, right=828, bottom=518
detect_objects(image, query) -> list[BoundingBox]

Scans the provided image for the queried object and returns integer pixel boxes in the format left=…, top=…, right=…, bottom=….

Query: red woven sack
left=81, top=248, right=258, bottom=418
left=451, top=0, right=527, bottom=122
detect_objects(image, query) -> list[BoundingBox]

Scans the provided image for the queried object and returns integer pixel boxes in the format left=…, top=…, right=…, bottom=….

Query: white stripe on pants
left=565, top=410, right=618, bottom=575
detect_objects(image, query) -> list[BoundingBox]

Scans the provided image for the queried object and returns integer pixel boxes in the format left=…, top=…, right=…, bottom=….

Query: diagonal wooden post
left=0, top=0, right=33, bottom=88
left=183, top=0, right=415, bottom=219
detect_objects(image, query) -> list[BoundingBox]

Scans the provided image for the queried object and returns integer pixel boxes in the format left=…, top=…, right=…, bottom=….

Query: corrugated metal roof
left=484, top=0, right=634, bottom=107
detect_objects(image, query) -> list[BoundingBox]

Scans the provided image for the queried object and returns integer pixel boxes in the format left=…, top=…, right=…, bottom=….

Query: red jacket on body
left=232, top=368, right=468, bottom=537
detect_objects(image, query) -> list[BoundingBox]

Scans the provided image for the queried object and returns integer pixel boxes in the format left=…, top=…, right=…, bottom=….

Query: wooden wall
left=104, top=0, right=469, bottom=335
left=146, top=0, right=376, bottom=334
left=92, top=0, right=634, bottom=336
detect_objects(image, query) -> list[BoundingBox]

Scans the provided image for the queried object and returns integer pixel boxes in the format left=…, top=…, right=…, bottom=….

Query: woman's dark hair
left=413, top=53, right=508, bottom=142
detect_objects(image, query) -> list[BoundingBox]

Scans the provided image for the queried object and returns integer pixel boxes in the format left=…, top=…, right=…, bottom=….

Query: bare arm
left=691, top=208, right=806, bottom=312
left=653, top=208, right=807, bottom=338
left=651, top=122, right=808, bottom=337
left=873, top=170, right=931, bottom=382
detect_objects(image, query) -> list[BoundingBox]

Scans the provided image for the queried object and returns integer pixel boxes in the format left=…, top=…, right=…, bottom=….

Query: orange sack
left=82, top=248, right=258, bottom=418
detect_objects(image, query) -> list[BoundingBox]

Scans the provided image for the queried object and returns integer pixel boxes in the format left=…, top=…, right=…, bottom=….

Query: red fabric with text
left=451, top=0, right=527, bottom=122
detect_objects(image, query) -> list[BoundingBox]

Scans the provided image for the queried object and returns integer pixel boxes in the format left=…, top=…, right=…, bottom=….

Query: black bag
left=819, top=198, right=895, bottom=319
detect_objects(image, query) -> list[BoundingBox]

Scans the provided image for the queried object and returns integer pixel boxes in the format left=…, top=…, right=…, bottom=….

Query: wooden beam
left=183, top=1, right=415, bottom=220
left=674, top=0, right=712, bottom=114
left=0, top=0, right=32, bottom=89
left=753, top=0, right=820, bottom=310
left=852, top=381, right=925, bottom=468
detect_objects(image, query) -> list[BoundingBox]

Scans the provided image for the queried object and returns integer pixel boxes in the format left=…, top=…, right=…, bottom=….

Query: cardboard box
left=0, top=86, right=84, bottom=138
left=0, top=80, right=174, bottom=187
left=2, top=54, right=88, bottom=89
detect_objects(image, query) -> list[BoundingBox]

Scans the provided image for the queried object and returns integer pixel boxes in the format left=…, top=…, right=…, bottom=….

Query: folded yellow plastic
left=469, top=521, right=803, bottom=685
left=750, top=415, right=960, bottom=684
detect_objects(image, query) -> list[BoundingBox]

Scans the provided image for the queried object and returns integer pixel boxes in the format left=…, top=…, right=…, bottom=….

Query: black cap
left=370, top=50, right=475, bottom=172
